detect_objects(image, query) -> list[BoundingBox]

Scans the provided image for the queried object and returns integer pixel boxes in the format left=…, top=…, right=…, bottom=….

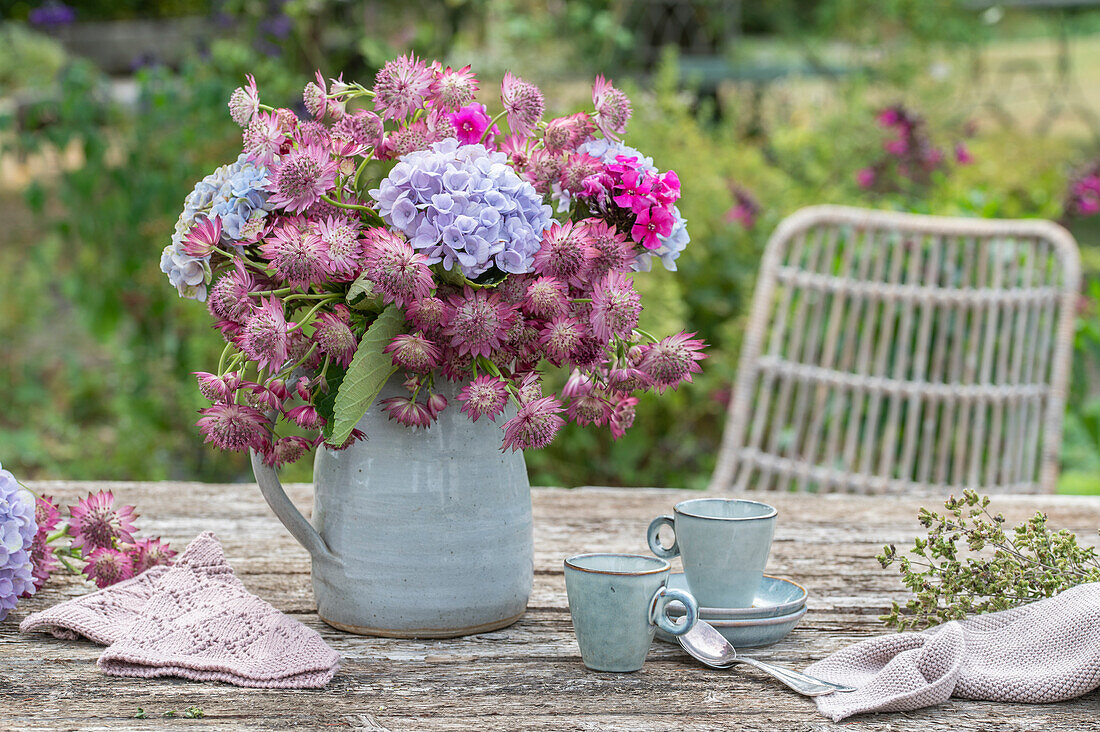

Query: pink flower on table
left=501, top=72, right=544, bottom=137
left=450, top=103, right=498, bottom=145
left=458, top=376, right=509, bottom=423
left=268, top=142, right=338, bottom=214
left=501, top=396, right=565, bottom=451
left=125, top=537, right=176, bottom=575
left=592, top=75, right=632, bottom=140
left=83, top=547, right=135, bottom=589
left=68, top=491, right=138, bottom=557
left=856, top=167, right=876, bottom=189
left=631, top=206, right=675, bottom=250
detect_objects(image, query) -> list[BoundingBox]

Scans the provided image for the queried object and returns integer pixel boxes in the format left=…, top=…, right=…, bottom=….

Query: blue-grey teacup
left=647, top=498, right=777, bottom=608
left=564, top=553, right=698, bottom=672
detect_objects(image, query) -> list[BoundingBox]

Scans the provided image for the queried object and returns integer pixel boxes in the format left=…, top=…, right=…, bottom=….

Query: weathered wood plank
left=1, top=483, right=1098, bottom=731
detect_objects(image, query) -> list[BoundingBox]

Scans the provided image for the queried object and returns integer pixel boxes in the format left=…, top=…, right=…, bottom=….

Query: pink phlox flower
left=83, top=546, right=135, bottom=589
left=612, top=169, right=654, bottom=211
left=68, top=491, right=138, bottom=557
left=457, top=375, right=509, bottom=423
left=954, top=143, right=973, bottom=165
left=267, top=141, right=338, bottom=214
left=592, top=75, right=632, bottom=140
left=856, top=167, right=876, bottom=189
left=450, top=102, right=498, bottom=146
left=884, top=137, right=908, bottom=156
left=500, top=396, right=565, bottom=452
left=380, top=396, right=435, bottom=428
left=631, top=206, right=675, bottom=250
left=181, top=215, right=222, bottom=257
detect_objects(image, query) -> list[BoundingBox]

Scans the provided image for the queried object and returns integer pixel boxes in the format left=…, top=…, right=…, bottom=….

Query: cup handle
left=648, top=586, right=698, bottom=637
left=647, top=515, right=679, bottom=559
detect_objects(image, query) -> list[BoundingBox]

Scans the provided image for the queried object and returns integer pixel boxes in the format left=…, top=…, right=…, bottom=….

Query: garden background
left=5, top=0, right=1100, bottom=492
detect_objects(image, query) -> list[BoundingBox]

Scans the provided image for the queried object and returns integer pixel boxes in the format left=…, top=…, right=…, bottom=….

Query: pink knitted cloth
left=21, top=532, right=340, bottom=688
left=806, top=583, right=1100, bottom=721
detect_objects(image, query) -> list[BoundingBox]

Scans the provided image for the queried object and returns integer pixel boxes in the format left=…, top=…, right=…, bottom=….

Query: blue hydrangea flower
left=556, top=139, right=689, bottom=272
left=0, top=463, right=37, bottom=621
left=161, top=155, right=271, bottom=301
left=370, top=139, right=553, bottom=279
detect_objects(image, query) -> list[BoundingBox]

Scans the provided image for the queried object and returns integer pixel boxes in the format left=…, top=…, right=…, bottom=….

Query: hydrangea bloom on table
left=159, top=56, right=706, bottom=466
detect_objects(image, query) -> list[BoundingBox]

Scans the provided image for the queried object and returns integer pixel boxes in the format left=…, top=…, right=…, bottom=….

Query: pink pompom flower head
left=458, top=375, right=510, bottom=423
left=592, top=75, right=631, bottom=140
left=68, top=491, right=138, bottom=557
left=639, top=332, right=707, bottom=392
left=443, top=288, right=516, bottom=359
left=432, top=63, right=479, bottom=111
left=240, top=297, right=291, bottom=373
left=380, top=396, right=435, bottom=428
left=385, top=332, right=442, bottom=374
left=125, top=537, right=176, bottom=575
left=228, top=73, right=260, bottom=127
left=591, top=271, right=641, bottom=341
left=181, top=216, right=222, bottom=257
left=501, top=72, right=545, bottom=137
left=267, top=142, right=338, bottom=214
left=532, top=221, right=595, bottom=287
left=501, top=396, right=565, bottom=452
left=373, top=54, right=437, bottom=121
left=197, top=402, right=270, bottom=452
left=361, top=228, right=434, bottom=308
left=83, top=547, right=135, bottom=589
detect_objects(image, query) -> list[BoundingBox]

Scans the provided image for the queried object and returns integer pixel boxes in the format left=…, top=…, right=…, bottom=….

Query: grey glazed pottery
left=251, top=377, right=533, bottom=638
left=656, top=605, right=807, bottom=648
left=564, top=553, right=699, bottom=673
left=647, top=498, right=777, bottom=608
left=664, top=572, right=807, bottom=620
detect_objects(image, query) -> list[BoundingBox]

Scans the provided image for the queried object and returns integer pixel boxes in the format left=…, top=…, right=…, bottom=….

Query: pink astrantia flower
left=373, top=54, right=437, bottom=120
left=361, top=228, right=434, bottom=307
left=385, top=333, right=442, bottom=373
left=540, top=316, right=584, bottom=363
left=240, top=297, right=291, bottom=372
left=125, top=537, right=176, bottom=575
left=543, top=113, right=596, bottom=154
left=285, top=404, right=325, bottom=429
left=562, top=369, right=594, bottom=398
left=261, top=222, right=335, bottom=288
left=207, top=260, right=257, bottom=325
left=450, top=103, right=498, bottom=146
left=609, top=395, right=639, bottom=439
left=243, top=111, right=288, bottom=167
left=581, top=219, right=633, bottom=276
left=83, top=546, right=135, bottom=589
left=197, top=403, right=270, bottom=452
left=263, top=435, right=314, bottom=467
left=425, top=392, right=448, bottom=418
left=500, top=72, right=545, bottom=137
left=267, top=142, right=338, bottom=214
left=532, top=222, right=594, bottom=287
left=303, top=71, right=328, bottom=119
left=592, top=75, right=631, bottom=140
left=181, top=216, right=222, bottom=258
left=433, top=64, right=479, bottom=111
left=458, top=376, right=509, bottom=422
left=639, top=332, right=707, bottom=392
left=606, top=366, right=652, bottom=393
left=567, top=393, right=611, bottom=426
left=501, top=396, right=565, bottom=451
left=312, top=311, right=357, bottom=367
left=631, top=206, right=675, bottom=250
left=380, top=396, right=435, bottom=428
left=68, top=491, right=138, bottom=557
left=312, top=216, right=363, bottom=281
left=406, top=295, right=446, bottom=333
left=26, top=495, right=62, bottom=593
left=194, top=371, right=240, bottom=403
left=228, top=74, right=260, bottom=127
left=524, top=276, right=570, bottom=320
left=442, top=288, right=516, bottom=358
left=591, top=271, right=641, bottom=341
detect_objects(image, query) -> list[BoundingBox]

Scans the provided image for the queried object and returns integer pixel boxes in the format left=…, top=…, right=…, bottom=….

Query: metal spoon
left=677, top=619, right=857, bottom=696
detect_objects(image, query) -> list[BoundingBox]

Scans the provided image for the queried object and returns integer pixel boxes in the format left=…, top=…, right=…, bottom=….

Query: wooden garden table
left=3, top=482, right=1100, bottom=731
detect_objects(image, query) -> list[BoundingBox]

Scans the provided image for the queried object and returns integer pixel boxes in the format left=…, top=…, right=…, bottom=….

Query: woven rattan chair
left=709, top=205, right=1081, bottom=494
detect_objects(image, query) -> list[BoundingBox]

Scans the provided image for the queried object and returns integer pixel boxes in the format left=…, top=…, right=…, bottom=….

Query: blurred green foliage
left=4, top=4, right=1100, bottom=493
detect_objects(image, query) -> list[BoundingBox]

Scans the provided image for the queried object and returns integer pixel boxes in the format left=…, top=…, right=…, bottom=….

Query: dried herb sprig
left=878, top=489, right=1100, bottom=630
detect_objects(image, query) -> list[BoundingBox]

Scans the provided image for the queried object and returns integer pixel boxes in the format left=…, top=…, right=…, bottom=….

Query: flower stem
left=320, top=194, right=383, bottom=224
left=634, top=327, right=660, bottom=343
left=216, top=341, right=235, bottom=375
left=288, top=296, right=341, bottom=332
left=279, top=343, right=319, bottom=378
left=480, top=110, right=508, bottom=144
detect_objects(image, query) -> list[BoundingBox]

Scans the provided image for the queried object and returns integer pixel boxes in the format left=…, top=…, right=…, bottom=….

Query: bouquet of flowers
left=1, top=463, right=173, bottom=622
left=161, top=57, right=705, bottom=466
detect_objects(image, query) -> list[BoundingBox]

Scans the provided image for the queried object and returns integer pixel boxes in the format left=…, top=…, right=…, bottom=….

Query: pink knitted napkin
left=806, top=583, right=1100, bottom=721
left=21, top=532, right=340, bottom=689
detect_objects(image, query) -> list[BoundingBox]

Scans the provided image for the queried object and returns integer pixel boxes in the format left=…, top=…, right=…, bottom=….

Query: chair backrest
left=709, top=205, right=1081, bottom=494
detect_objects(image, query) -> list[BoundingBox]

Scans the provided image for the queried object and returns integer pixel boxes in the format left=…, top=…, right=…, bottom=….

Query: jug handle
left=250, top=450, right=341, bottom=567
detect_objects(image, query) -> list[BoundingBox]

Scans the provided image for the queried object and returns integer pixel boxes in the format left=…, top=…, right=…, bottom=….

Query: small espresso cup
left=564, top=553, right=698, bottom=672
left=647, top=498, right=777, bottom=608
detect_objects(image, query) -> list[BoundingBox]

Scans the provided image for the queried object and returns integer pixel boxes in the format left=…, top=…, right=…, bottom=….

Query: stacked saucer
left=654, top=572, right=808, bottom=647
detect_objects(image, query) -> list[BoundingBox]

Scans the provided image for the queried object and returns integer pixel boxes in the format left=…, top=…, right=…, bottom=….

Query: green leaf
left=346, top=273, right=384, bottom=312
left=313, top=362, right=347, bottom=442
left=328, top=305, right=405, bottom=447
